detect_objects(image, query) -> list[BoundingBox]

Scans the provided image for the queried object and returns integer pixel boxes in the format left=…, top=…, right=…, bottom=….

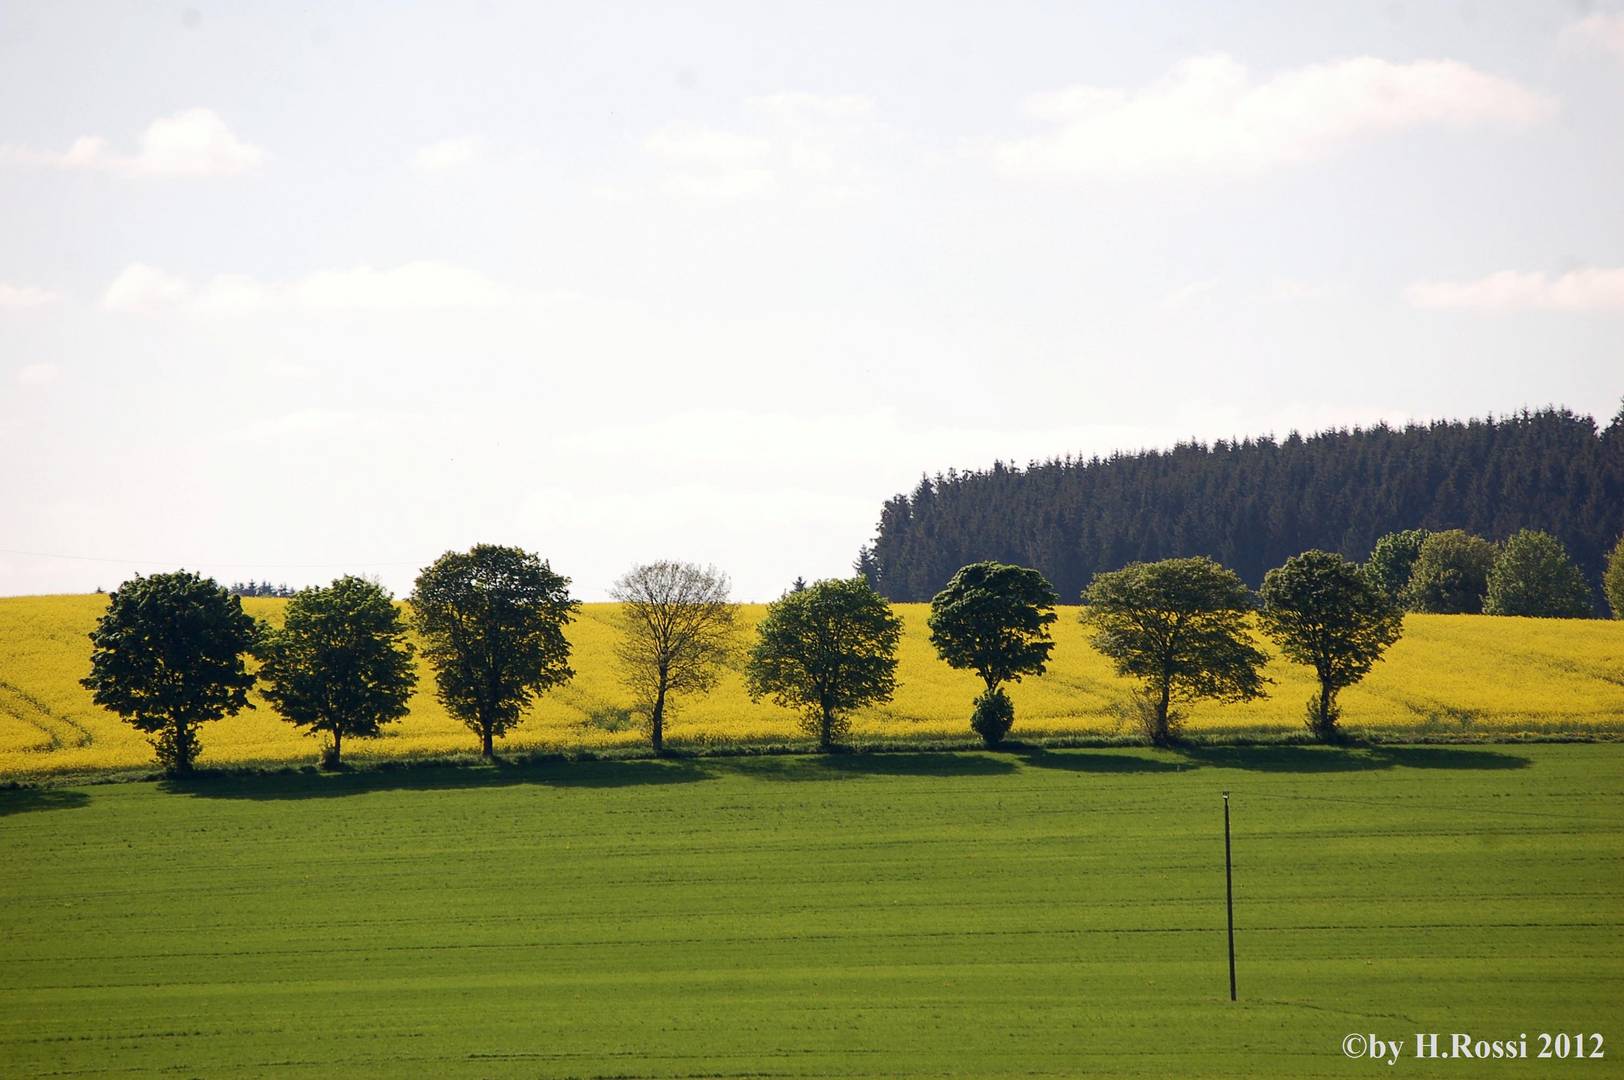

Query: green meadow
left=3, top=743, right=1621, bottom=1077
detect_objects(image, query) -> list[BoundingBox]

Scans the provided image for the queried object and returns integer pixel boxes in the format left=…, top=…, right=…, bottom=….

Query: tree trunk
left=166, top=718, right=197, bottom=775
left=820, top=706, right=834, bottom=751
left=1156, top=678, right=1172, bottom=744
left=1318, top=683, right=1334, bottom=734
left=332, top=727, right=342, bottom=767
left=481, top=724, right=494, bottom=758
left=651, top=682, right=666, bottom=755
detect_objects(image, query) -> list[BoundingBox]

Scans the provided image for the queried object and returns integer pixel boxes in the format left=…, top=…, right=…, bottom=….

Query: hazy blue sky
left=2, top=1, right=1620, bottom=600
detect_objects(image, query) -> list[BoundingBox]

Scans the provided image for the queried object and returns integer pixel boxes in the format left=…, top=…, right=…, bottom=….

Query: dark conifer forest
left=860, top=406, right=1624, bottom=605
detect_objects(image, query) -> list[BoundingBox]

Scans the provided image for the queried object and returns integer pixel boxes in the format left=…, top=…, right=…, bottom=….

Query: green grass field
left=4, top=743, right=1620, bottom=1077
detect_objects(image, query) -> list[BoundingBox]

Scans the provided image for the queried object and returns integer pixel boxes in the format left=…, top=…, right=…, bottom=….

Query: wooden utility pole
left=1224, top=791, right=1236, bottom=1002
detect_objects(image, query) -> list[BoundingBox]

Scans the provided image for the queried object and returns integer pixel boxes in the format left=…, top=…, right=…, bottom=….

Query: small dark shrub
left=970, top=687, right=1015, bottom=747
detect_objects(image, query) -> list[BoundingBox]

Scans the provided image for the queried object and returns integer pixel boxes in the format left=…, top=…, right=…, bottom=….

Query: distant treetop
left=861, top=406, right=1624, bottom=605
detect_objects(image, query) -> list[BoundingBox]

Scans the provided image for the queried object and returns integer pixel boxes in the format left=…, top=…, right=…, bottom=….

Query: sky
left=1, top=1, right=1621, bottom=601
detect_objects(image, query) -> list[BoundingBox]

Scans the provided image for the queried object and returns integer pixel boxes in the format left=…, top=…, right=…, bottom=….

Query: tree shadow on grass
left=0, top=787, right=92, bottom=817
left=1011, top=747, right=1194, bottom=774
left=538, top=759, right=716, bottom=787
left=161, top=758, right=716, bottom=800
left=1373, top=745, right=1531, bottom=771
left=740, top=751, right=1019, bottom=781
left=1175, top=745, right=1531, bottom=774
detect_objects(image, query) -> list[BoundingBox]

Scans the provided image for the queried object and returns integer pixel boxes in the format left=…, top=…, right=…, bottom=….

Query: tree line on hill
left=857, top=405, right=1624, bottom=610
left=226, top=581, right=298, bottom=598
left=79, top=530, right=1624, bottom=777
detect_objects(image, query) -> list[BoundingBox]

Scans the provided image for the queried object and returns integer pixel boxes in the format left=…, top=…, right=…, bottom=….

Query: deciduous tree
left=927, top=561, right=1059, bottom=746
left=610, top=561, right=738, bottom=754
left=1484, top=530, right=1594, bottom=618
left=1365, top=529, right=1430, bottom=604
left=256, top=576, right=418, bottom=767
left=409, top=544, right=579, bottom=757
left=1605, top=535, right=1624, bottom=619
left=1258, top=550, right=1403, bottom=739
left=81, top=571, right=258, bottom=775
left=1080, top=557, right=1269, bottom=745
left=1404, top=530, right=1497, bottom=613
left=745, top=577, right=902, bottom=750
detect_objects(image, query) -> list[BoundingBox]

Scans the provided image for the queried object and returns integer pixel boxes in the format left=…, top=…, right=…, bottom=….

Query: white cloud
left=644, top=95, right=882, bottom=203
left=0, top=108, right=265, bottom=178
left=1405, top=268, right=1624, bottom=311
left=1564, top=13, right=1624, bottom=59
left=0, top=283, right=60, bottom=309
left=644, top=126, right=776, bottom=198
left=103, top=263, right=191, bottom=313
left=103, top=260, right=535, bottom=315
left=993, top=54, right=1555, bottom=179
left=15, top=363, right=60, bottom=386
left=412, top=137, right=480, bottom=172
left=644, top=127, right=773, bottom=166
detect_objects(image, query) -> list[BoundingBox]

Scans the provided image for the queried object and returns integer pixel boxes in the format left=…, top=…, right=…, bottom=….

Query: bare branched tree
left=610, top=561, right=738, bottom=754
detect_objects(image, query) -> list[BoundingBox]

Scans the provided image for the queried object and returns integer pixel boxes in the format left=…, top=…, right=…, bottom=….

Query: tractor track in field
left=0, top=679, right=93, bottom=750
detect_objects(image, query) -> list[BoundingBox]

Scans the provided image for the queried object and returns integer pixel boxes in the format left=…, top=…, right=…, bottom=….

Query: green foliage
left=80, top=571, right=257, bottom=774
left=1483, top=530, right=1594, bottom=618
left=1258, top=550, right=1403, bottom=739
left=968, top=686, right=1015, bottom=747
left=1080, top=557, right=1270, bottom=745
left=1365, top=529, right=1430, bottom=604
left=1606, top=535, right=1624, bottom=619
left=409, top=545, right=580, bottom=757
left=1404, top=530, right=1497, bottom=614
left=927, top=561, right=1058, bottom=743
left=256, top=577, right=417, bottom=767
left=745, top=577, right=903, bottom=749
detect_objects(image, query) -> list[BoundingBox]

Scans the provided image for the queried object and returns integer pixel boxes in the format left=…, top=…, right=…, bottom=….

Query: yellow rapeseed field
left=2, top=594, right=1622, bottom=777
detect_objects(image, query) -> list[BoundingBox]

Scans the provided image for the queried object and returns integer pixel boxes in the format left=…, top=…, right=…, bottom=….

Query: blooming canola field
left=2, top=594, right=1623, bottom=777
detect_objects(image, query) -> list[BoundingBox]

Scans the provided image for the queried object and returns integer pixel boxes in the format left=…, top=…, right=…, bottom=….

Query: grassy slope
left=3, top=744, right=1621, bottom=1078
left=3, top=595, right=1624, bottom=777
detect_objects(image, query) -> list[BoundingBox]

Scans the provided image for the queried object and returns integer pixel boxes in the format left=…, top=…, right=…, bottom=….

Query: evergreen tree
left=862, top=408, right=1624, bottom=602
